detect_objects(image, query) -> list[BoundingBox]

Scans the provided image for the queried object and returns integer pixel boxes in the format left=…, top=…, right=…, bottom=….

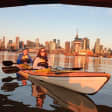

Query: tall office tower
left=7, top=40, right=13, bottom=49
left=83, top=38, right=90, bottom=50
left=2, top=36, right=5, bottom=49
left=26, top=40, right=35, bottom=48
left=99, top=45, right=104, bottom=54
left=72, top=32, right=83, bottom=53
left=65, top=41, right=70, bottom=53
left=49, top=41, right=56, bottom=51
left=57, top=39, right=61, bottom=48
left=19, top=41, right=24, bottom=49
left=35, top=38, right=39, bottom=48
left=16, top=36, right=20, bottom=50
left=45, top=41, right=49, bottom=51
left=0, top=39, right=2, bottom=49
left=53, top=39, right=56, bottom=43
left=94, top=38, right=101, bottom=54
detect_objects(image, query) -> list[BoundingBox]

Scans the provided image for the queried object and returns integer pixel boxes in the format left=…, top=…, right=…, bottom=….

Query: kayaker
left=17, top=48, right=32, bottom=65
left=16, top=48, right=33, bottom=85
left=33, top=47, right=48, bottom=69
left=17, top=48, right=49, bottom=79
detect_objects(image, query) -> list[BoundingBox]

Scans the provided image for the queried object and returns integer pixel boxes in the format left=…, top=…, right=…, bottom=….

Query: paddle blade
left=2, top=66, right=20, bottom=74
left=2, top=61, right=13, bottom=66
left=60, top=67, right=82, bottom=70
left=71, top=67, right=82, bottom=70
left=2, top=76, right=17, bottom=82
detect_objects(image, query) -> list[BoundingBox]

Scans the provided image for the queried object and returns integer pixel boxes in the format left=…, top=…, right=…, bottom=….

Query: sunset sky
left=0, top=4, right=112, bottom=48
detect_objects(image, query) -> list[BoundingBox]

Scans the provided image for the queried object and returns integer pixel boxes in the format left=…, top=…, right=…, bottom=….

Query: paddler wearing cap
left=16, top=48, right=33, bottom=85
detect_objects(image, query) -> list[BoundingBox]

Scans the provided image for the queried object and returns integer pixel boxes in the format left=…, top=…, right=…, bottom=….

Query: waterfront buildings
left=0, top=34, right=112, bottom=57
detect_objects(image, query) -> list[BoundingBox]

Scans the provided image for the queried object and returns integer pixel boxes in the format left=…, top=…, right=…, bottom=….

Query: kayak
left=2, top=64, right=110, bottom=94
left=26, top=70, right=110, bottom=95
left=31, top=79, right=98, bottom=112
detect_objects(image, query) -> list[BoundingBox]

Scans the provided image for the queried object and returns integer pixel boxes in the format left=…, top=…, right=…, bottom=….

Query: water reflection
left=1, top=79, right=112, bottom=112
left=0, top=51, right=18, bottom=64
left=48, top=54, right=112, bottom=73
left=1, top=52, right=112, bottom=73
left=1, top=82, right=19, bottom=92
left=32, top=83, right=46, bottom=108
left=1, top=52, right=112, bottom=112
left=48, top=54, right=89, bottom=70
left=31, top=79, right=98, bottom=112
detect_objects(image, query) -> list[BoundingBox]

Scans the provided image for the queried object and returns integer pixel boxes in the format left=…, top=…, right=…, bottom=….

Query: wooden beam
left=0, top=0, right=112, bottom=8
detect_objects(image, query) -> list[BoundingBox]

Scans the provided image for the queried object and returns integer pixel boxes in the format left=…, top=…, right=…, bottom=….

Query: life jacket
left=34, top=56, right=48, bottom=68
left=21, top=55, right=31, bottom=63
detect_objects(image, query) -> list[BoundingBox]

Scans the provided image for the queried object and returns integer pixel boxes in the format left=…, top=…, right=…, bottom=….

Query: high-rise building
left=19, top=41, right=24, bottom=49
left=49, top=41, right=56, bottom=51
left=83, top=38, right=90, bottom=50
left=57, top=39, right=61, bottom=48
left=99, top=44, right=104, bottom=54
left=94, top=38, right=100, bottom=54
left=16, top=36, right=20, bottom=50
left=1, top=36, right=5, bottom=49
left=0, top=39, right=2, bottom=49
left=45, top=41, right=49, bottom=51
left=65, top=41, right=70, bottom=53
left=53, top=39, right=56, bottom=43
left=26, top=40, right=35, bottom=48
left=7, top=40, right=13, bottom=49
left=72, top=32, right=83, bottom=53
left=35, top=38, right=39, bottom=48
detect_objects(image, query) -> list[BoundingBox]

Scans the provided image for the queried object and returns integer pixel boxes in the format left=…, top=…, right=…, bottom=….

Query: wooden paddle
left=2, top=66, right=80, bottom=74
left=2, top=60, right=17, bottom=66
left=2, top=66, right=39, bottom=74
left=2, top=60, right=82, bottom=70
left=2, top=76, right=17, bottom=82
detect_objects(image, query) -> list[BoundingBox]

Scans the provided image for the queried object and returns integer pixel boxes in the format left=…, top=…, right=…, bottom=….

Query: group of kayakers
left=16, top=47, right=49, bottom=85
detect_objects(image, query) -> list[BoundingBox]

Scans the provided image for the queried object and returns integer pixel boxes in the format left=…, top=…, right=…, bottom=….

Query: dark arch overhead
left=0, top=0, right=112, bottom=8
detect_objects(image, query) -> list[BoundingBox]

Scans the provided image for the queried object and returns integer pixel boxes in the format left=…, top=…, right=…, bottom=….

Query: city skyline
left=0, top=34, right=110, bottom=50
left=0, top=5, right=112, bottom=48
left=0, top=33, right=110, bottom=50
left=0, top=34, right=112, bottom=57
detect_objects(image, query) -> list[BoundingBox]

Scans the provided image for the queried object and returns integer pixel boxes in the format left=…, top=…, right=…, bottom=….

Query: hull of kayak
left=28, top=72, right=110, bottom=95
left=30, top=79, right=97, bottom=112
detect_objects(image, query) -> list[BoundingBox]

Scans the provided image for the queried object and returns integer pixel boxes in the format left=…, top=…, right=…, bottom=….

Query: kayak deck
left=31, top=71, right=110, bottom=78
left=28, top=71, right=110, bottom=95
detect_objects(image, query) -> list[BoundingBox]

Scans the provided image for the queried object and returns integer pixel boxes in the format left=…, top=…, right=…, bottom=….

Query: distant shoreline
left=0, top=50, right=112, bottom=58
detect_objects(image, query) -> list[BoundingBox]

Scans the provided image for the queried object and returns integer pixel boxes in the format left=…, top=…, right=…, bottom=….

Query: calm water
left=0, top=51, right=112, bottom=112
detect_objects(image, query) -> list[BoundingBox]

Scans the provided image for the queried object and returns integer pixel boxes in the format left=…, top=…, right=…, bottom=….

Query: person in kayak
left=33, top=48, right=48, bottom=69
left=16, top=48, right=33, bottom=85
left=17, top=48, right=50, bottom=79
left=17, top=48, right=32, bottom=65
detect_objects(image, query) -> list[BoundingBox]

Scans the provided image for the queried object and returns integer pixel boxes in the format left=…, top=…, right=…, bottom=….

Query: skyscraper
left=0, top=39, right=2, bottom=49
left=83, top=38, right=90, bottom=50
left=53, top=39, right=56, bottom=43
left=49, top=41, right=56, bottom=51
left=16, top=36, right=20, bottom=50
left=45, top=41, right=49, bottom=51
left=65, top=41, right=70, bottom=53
left=35, top=38, right=39, bottom=48
left=2, top=36, right=5, bottom=49
left=94, top=38, right=100, bottom=54
left=7, top=40, right=13, bottom=49
left=57, top=39, right=60, bottom=48
left=19, top=41, right=24, bottom=49
left=72, top=32, right=83, bottom=53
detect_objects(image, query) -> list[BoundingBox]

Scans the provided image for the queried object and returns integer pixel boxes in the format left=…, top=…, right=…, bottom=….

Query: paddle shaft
left=2, top=66, right=76, bottom=75
left=3, top=60, right=82, bottom=70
